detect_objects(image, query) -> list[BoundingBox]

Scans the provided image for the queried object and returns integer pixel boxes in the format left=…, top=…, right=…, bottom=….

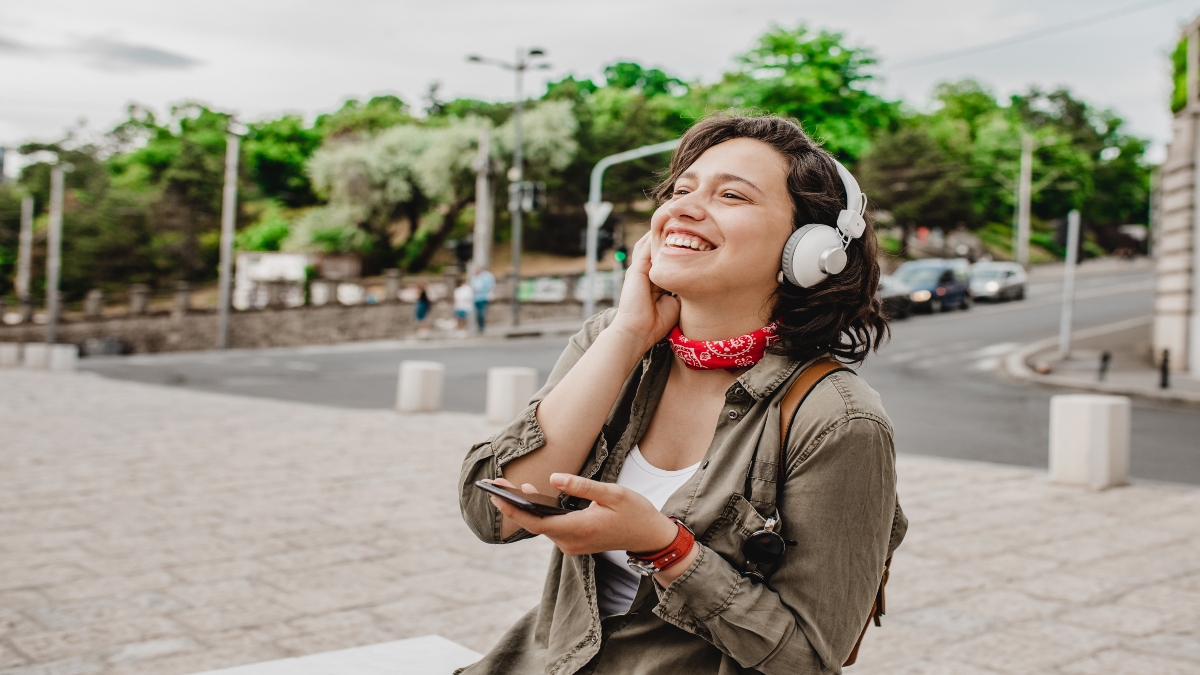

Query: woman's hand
left=488, top=473, right=678, bottom=557
left=610, top=232, right=680, bottom=353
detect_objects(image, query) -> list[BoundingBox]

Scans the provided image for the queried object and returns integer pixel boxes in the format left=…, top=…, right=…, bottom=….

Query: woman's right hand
left=610, top=232, right=680, bottom=352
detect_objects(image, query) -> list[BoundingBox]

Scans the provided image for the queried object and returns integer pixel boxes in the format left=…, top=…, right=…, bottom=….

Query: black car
left=893, top=259, right=972, bottom=313
left=878, top=275, right=914, bottom=319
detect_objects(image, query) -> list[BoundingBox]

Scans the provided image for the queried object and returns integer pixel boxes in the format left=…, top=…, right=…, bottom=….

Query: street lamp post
left=45, top=164, right=72, bottom=344
left=216, top=124, right=245, bottom=349
left=467, top=47, right=550, bottom=326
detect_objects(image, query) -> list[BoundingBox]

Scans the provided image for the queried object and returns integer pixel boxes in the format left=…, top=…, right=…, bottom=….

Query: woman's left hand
left=489, top=473, right=678, bottom=557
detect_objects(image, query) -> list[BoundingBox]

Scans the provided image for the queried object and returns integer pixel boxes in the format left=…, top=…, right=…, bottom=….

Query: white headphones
left=779, top=159, right=867, bottom=288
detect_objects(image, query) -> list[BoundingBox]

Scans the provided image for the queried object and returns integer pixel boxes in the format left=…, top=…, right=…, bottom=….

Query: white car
left=970, top=262, right=1027, bottom=302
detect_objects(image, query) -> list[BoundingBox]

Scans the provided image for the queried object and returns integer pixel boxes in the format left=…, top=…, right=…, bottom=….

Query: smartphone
left=475, top=481, right=578, bottom=517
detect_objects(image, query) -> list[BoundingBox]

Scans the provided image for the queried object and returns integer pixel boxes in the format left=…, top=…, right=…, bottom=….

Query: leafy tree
left=243, top=115, right=322, bottom=207
left=708, top=23, right=897, bottom=161
left=314, top=95, right=415, bottom=139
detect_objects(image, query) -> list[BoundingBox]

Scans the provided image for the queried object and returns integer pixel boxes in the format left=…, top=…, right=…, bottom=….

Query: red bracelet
left=626, top=518, right=695, bottom=577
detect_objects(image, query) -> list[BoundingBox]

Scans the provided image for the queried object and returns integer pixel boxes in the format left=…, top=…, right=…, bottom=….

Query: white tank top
left=594, top=445, right=701, bottom=617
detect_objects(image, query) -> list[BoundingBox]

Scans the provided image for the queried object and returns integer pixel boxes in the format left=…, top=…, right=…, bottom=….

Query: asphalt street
left=82, top=266, right=1200, bottom=485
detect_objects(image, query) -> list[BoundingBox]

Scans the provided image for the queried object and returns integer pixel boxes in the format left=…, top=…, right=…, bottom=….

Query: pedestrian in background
left=414, top=283, right=432, bottom=338
left=470, top=264, right=496, bottom=334
left=453, top=277, right=473, bottom=338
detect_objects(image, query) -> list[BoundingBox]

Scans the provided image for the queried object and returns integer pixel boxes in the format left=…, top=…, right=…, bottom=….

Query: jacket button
left=727, top=410, right=739, bottom=419
left=590, top=634, right=598, bottom=644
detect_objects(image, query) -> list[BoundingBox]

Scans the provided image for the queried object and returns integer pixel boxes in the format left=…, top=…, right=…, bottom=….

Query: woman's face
left=649, top=138, right=794, bottom=306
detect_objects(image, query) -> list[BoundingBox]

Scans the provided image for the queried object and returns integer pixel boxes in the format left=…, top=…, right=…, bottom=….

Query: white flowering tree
left=288, top=100, right=577, bottom=272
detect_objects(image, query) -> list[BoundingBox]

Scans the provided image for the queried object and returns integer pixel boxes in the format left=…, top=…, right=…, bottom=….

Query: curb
left=1003, top=317, right=1200, bottom=406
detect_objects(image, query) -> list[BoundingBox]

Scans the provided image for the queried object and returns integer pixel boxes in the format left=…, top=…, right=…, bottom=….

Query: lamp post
left=216, top=122, right=246, bottom=349
left=45, top=163, right=72, bottom=344
left=467, top=47, right=550, bottom=326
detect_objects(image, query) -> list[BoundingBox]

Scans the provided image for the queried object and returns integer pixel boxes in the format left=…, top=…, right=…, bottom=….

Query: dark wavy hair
left=652, top=112, right=888, bottom=365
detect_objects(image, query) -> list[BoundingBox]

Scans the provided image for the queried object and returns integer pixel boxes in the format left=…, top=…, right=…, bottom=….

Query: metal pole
left=45, top=166, right=66, bottom=343
left=1192, top=27, right=1200, bottom=376
left=1016, top=133, right=1033, bottom=267
left=16, top=195, right=32, bottom=306
left=216, top=133, right=240, bottom=349
left=473, top=126, right=492, bottom=270
left=1058, top=209, right=1081, bottom=359
left=509, top=50, right=525, bottom=326
left=583, top=139, right=680, bottom=318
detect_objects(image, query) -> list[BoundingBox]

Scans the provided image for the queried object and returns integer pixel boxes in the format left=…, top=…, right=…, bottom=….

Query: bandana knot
left=667, top=322, right=780, bottom=372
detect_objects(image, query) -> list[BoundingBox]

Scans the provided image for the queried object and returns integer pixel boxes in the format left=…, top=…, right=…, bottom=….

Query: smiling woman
left=458, top=112, right=904, bottom=675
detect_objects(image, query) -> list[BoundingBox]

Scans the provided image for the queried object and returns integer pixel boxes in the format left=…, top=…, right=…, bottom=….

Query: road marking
left=915, top=280, right=1153, bottom=326
left=285, top=361, right=319, bottom=371
left=969, top=342, right=1020, bottom=358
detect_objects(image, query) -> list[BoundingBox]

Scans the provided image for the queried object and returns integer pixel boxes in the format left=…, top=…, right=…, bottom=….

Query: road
left=82, top=265, right=1200, bottom=485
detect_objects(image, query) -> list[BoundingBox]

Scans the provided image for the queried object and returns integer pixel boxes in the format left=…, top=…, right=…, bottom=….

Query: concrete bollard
left=1049, top=394, right=1131, bottom=490
left=84, top=289, right=104, bottom=319
left=384, top=269, right=402, bottom=303
left=48, top=344, right=78, bottom=372
left=22, top=343, right=48, bottom=369
left=487, top=367, right=538, bottom=424
left=129, top=284, right=150, bottom=315
left=0, top=343, right=20, bottom=368
left=172, top=281, right=192, bottom=319
left=396, top=361, right=445, bottom=412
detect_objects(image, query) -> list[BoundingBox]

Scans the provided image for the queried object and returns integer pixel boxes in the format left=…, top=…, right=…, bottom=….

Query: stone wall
left=0, top=299, right=601, bottom=354
left=1154, top=110, right=1196, bottom=371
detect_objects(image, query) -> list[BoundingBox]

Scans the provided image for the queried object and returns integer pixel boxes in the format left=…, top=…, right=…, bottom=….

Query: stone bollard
left=384, top=269, right=402, bottom=303
left=487, top=367, right=538, bottom=424
left=396, top=360, right=445, bottom=413
left=22, top=343, right=48, bottom=369
left=0, top=343, right=20, bottom=368
left=84, top=289, right=104, bottom=319
left=1049, top=395, right=1131, bottom=490
left=129, top=284, right=150, bottom=315
left=172, top=281, right=191, bottom=319
left=48, top=344, right=78, bottom=372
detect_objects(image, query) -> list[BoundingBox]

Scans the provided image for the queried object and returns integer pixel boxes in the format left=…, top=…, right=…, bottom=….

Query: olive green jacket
left=457, top=310, right=906, bottom=675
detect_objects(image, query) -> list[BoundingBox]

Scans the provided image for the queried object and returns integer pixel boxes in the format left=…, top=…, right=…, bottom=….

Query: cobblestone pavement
left=2, top=370, right=1198, bottom=675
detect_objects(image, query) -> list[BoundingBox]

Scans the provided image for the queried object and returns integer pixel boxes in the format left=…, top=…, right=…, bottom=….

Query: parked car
left=878, top=275, right=914, bottom=319
left=893, top=258, right=972, bottom=313
left=970, top=261, right=1027, bottom=302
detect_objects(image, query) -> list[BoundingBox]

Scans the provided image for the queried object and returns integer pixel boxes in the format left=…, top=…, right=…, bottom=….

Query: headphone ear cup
left=780, top=224, right=820, bottom=286
left=780, top=224, right=844, bottom=288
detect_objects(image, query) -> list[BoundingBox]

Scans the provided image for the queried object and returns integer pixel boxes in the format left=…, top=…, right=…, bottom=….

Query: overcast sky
left=3, top=0, right=1199, bottom=176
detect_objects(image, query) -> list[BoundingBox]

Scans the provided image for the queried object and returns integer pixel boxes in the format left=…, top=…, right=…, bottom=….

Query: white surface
left=396, top=360, right=445, bottom=412
left=1049, top=394, right=1131, bottom=490
left=189, top=635, right=481, bottom=675
left=595, top=445, right=701, bottom=617
left=485, top=366, right=537, bottom=424
left=22, top=343, right=48, bottom=369
left=0, top=343, right=19, bottom=368
left=48, top=344, right=78, bottom=372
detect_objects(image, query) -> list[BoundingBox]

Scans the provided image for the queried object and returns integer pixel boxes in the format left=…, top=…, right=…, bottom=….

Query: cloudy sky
left=2, top=0, right=1199, bottom=175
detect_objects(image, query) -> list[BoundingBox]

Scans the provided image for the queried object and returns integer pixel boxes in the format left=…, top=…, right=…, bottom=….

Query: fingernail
left=549, top=473, right=568, bottom=487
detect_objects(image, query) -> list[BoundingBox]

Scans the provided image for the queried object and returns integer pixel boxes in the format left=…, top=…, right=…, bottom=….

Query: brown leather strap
left=777, top=359, right=849, bottom=485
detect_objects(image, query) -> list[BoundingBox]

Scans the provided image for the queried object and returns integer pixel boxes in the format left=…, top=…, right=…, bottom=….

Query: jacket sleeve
left=458, top=309, right=619, bottom=544
left=653, top=415, right=897, bottom=673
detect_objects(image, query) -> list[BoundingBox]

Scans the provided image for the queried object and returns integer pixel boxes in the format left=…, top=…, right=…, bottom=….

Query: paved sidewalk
left=1, top=371, right=1198, bottom=674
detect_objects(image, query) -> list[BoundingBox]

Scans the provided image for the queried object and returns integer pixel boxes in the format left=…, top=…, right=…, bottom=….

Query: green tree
left=243, top=115, right=322, bottom=207
left=709, top=23, right=897, bottom=160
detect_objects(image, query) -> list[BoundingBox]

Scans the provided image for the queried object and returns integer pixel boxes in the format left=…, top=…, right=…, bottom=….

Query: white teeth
left=664, top=233, right=713, bottom=251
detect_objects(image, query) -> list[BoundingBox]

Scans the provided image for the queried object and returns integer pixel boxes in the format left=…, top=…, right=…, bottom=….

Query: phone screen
left=475, top=480, right=576, bottom=516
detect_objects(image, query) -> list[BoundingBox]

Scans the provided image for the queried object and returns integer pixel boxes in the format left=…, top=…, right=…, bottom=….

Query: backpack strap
left=777, top=359, right=850, bottom=487
left=776, top=359, right=892, bottom=669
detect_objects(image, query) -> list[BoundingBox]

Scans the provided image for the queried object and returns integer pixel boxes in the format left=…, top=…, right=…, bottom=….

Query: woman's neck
left=676, top=296, right=773, bottom=342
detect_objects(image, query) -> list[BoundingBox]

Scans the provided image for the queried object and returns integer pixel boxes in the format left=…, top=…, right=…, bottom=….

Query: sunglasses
left=740, top=516, right=797, bottom=584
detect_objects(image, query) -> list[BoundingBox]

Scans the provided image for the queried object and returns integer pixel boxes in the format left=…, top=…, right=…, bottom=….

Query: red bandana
left=667, top=322, right=781, bottom=372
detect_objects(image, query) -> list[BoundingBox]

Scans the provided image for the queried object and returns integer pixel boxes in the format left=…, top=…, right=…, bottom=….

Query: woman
left=458, top=114, right=906, bottom=674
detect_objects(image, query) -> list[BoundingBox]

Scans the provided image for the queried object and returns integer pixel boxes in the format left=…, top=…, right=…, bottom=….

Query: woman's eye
left=673, top=188, right=690, bottom=196
left=722, top=192, right=744, bottom=200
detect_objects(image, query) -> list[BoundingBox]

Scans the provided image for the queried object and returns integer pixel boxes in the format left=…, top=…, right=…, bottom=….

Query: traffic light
left=508, top=181, right=547, bottom=213
left=614, top=247, right=628, bottom=264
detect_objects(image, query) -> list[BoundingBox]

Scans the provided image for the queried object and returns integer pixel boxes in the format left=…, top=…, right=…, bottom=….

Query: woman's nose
left=665, top=192, right=706, bottom=222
